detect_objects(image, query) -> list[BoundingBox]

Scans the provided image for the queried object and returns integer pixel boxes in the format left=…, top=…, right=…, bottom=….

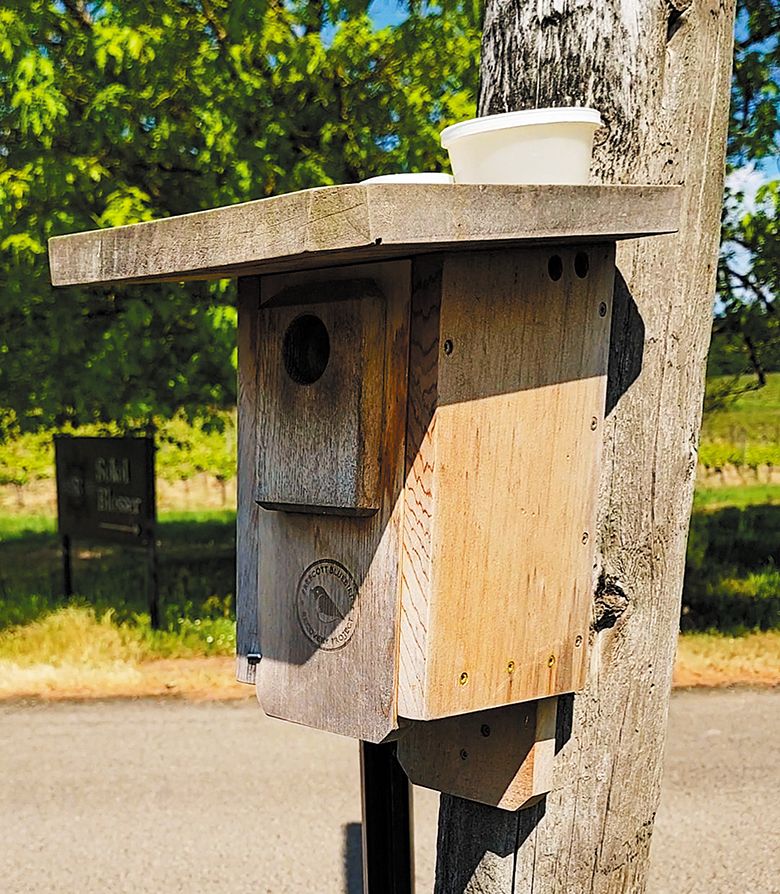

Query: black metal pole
left=62, top=534, right=73, bottom=598
left=359, top=740, right=414, bottom=894
left=147, top=538, right=161, bottom=630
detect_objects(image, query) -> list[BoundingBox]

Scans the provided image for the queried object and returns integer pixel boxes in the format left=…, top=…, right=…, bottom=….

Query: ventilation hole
left=548, top=255, right=563, bottom=281
left=283, top=314, right=330, bottom=385
left=574, top=252, right=590, bottom=278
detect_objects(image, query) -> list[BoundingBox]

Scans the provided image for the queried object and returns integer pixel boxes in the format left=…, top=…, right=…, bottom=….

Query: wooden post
left=434, top=1, right=736, bottom=892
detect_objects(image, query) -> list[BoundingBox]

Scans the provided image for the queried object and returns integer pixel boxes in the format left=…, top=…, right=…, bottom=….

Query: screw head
left=575, top=634, right=584, bottom=648
left=459, top=749, right=468, bottom=760
left=599, top=302, right=608, bottom=317
left=459, top=671, right=469, bottom=686
left=506, top=660, right=515, bottom=674
left=480, top=724, right=491, bottom=737
left=590, top=416, right=598, bottom=431
left=547, top=654, right=556, bottom=668
left=443, top=338, right=454, bottom=356
left=582, top=531, right=589, bottom=545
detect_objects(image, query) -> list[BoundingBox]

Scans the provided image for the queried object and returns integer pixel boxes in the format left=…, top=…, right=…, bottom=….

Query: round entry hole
left=283, top=314, right=330, bottom=385
left=548, top=255, right=563, bottom=281
left=574, top=252, right=590, bottom=278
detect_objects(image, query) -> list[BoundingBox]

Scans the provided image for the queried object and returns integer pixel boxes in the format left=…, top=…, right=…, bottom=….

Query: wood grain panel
left=48, top=184, right=679, bottom=286
left=397, top=697, right=558, bottom=810
left=256, top=283, right=386, bottom=514
left=398, top=257, right=443, bottom=718
left=254, top=261, right=411, bottom=743
left=399, top=246, right=614, bottom=720
left=235, top=276, right=261, bottom=684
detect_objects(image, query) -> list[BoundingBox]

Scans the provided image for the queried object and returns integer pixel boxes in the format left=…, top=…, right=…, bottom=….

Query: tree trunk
left=435, top=1, right=735, bottom=892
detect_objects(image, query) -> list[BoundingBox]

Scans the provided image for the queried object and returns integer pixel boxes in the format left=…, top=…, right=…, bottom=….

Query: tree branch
left=724, top=262, right=776, bottom=313
left=61, top=0, right=93, bottom=31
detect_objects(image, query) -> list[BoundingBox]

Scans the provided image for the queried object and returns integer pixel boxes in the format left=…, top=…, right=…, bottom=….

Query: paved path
left=1, top=690, right=777, bottom=893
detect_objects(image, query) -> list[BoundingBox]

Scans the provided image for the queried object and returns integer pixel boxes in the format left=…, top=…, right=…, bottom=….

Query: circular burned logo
left=296, top=559, right=358, bottom=651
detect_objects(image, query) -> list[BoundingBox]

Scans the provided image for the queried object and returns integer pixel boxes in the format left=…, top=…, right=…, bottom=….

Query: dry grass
left=0, top=606, right=777, bottom=701
left=0, top=607, right=248, bottom=701
left=0, top=658, right=248, bottom=701
left=673, top=629, right=780, bottom=688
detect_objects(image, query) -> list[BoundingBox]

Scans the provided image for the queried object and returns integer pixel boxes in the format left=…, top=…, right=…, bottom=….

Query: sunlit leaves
left=0, top=2, right=480, bottom=431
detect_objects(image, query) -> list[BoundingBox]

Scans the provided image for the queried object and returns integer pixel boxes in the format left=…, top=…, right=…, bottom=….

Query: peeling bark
left=435, top=1, right=736, bottom=891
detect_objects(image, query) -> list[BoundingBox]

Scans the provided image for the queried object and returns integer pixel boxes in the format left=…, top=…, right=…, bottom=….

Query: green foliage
left=699, top=373, right=780, bottom=469
left=0, top=604, right=236, bottom=663
left=715, top=0, right=779, bottom=381
left=0, top=509, right=236, bottom=642
left=684, top=504, right=780, bottom=632
left=0, top=2, right=480, bottom=430
left=694, top=483, right=780, bottom=510
left=0, top=426, right=52, bottom=487
left=154, top=413, right=236, bottom=483
left=0, top=412, right=237, bottom=485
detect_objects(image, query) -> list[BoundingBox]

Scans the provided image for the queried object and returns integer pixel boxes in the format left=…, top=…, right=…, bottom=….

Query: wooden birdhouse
left=49, top=182, right=679, bottom=809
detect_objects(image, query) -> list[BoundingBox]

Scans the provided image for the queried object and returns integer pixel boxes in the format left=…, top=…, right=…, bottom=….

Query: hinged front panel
left=253, top=261, right=411, bottom=743
left=257, top=280, right=386, bottom=514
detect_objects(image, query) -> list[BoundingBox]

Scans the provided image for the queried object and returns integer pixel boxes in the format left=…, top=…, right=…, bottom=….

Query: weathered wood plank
left=398, top=245, right=613, bottom=721
left=235, top=276, right=262, bottom=685
left=256, top=280, right=386, bottom=514
left=252, top=261, right=411, bottom=742
left=398, top=697, right=558, bottom=811
left=48, top=184, right=680, bottom=287
left=435, top=0, right=736, bottom=890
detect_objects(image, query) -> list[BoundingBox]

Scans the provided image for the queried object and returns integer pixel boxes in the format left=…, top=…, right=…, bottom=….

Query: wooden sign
left=54, top=435, right=156, bottom=545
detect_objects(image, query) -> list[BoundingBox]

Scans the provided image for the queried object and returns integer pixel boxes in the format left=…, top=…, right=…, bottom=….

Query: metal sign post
left=360, top=740, right=414, bottom=894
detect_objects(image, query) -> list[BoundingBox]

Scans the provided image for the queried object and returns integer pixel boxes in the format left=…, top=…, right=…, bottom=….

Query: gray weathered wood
left=256, top=279, right=386, bottom=514
left=398, top=698, right=558, bottom=811
left=435, top=0, right=736, bottom=892
left=48, top=184, right=680, bottom=287
left=252, top=261, right=411, bottom=743
left=235, top=276, right=262, bottom=684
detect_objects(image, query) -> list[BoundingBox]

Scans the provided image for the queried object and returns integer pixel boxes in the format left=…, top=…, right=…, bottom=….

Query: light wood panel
left=48, top=184, right=680, bottom=286
left=399, top=246, right=614, bottom=720
left=254, top=261, right=411, bottom=743
left=397, top=697, right=558, bottom=811
left=256, top=281, right=386, bottom=514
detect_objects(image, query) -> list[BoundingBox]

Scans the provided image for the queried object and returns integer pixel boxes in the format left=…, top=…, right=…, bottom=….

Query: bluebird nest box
left=50, top=182, right=679, bottom=808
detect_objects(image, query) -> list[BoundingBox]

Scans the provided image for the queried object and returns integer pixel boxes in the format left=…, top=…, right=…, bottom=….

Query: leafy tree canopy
left=712, top=0, right=779, bottom=384
left=0, top=0, right=479, bottom=431
left=1, top=0, right=777, bottom=428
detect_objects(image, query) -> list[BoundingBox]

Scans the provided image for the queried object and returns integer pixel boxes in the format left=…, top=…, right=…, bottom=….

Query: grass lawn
left=1, top=486, right=778, bottom=699
left=702, top=372, right=780, bottom=443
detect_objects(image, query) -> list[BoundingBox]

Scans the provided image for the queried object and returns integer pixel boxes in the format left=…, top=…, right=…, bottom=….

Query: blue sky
left=368, top=1, right=407, bottom=28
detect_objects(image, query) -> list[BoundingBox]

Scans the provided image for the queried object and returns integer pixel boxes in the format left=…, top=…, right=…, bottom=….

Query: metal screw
left=507, top=660, right=515, bottom=674
left=599, top=302, right=608, bottom=317
left=443, top=339, right=454, bottom=356
left=480, top=724, right=491, bottom=738
left=460, top=749, right=468, bottom=760
left=582, top=531, right=589, bottom=545
left=459, top=671, right=469, bottom=686
left=590, top=417, right=598, bottom=431
left=575, top=635, right=583, bottom=648
left=547, top=654, right=556, bottom=668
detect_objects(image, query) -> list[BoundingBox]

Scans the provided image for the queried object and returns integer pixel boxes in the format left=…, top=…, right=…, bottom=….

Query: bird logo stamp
left=296, top=559, right=359, bottom=651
